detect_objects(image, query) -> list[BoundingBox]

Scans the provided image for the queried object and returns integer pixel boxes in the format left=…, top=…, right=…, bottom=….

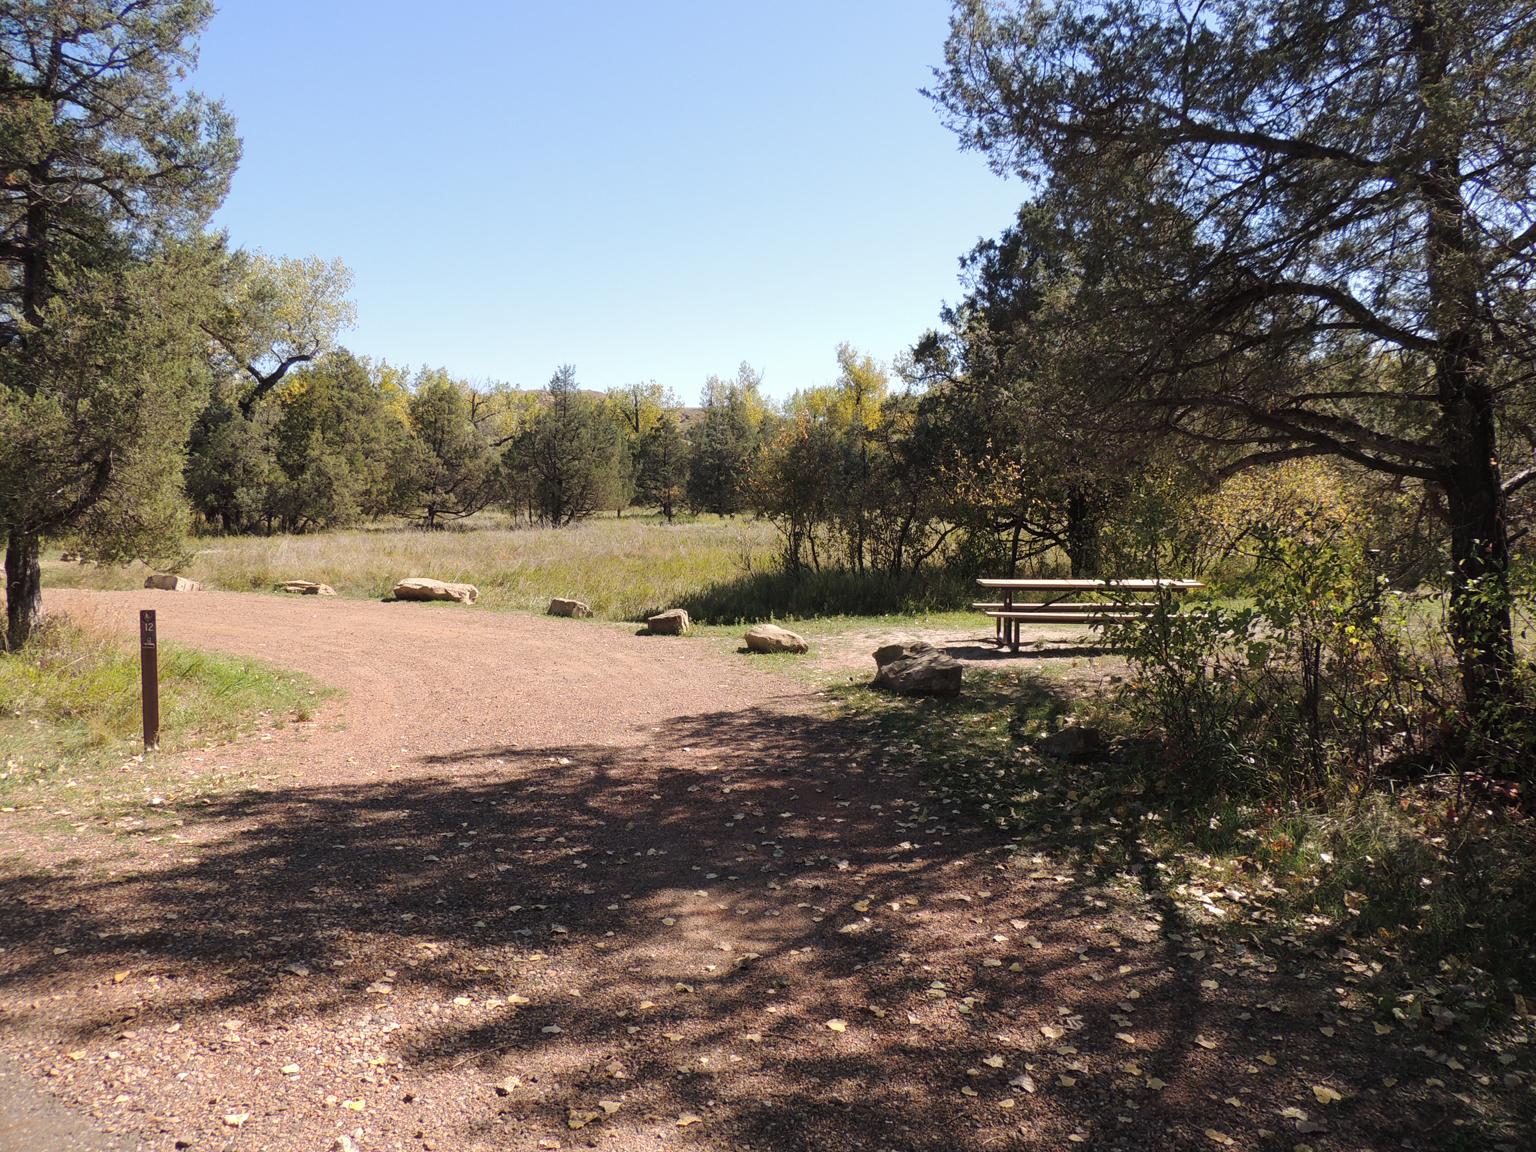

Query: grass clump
left=0, top=615, right=328, bottom=800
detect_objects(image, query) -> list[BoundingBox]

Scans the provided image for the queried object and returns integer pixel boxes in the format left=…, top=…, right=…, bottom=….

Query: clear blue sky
left=197, top=1, right=1019, bottom=402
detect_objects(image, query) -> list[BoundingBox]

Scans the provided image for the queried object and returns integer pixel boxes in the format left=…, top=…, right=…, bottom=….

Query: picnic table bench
left=974, top=577, right=1204, bottom=652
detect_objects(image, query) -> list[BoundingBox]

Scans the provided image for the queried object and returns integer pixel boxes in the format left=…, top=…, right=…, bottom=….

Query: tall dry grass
left=45, top=515, right=784, bottom=621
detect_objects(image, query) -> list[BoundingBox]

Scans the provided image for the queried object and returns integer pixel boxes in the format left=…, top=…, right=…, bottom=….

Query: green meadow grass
left=0, top=616, right=329, bottom=802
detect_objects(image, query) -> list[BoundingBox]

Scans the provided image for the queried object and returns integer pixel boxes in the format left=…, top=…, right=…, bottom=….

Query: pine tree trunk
left=1413, top=0, right=1522, bottom=757
left=1065, top=489, right=1102, bottom=578
left=4, top=533, right=44, bottom=651
left=1442, top=422, right=1516, bottom=734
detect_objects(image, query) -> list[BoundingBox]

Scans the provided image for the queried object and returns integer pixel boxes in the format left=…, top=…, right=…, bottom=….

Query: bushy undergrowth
left=0, top=615, right=326, bottom=797
left=1107, top=520, right=1534, bottom=792
left=839, top=671, right=1536, bottom=995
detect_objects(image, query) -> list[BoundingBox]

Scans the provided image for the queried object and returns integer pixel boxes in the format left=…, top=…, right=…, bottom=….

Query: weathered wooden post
left=139, top=609, right=159, bottom=751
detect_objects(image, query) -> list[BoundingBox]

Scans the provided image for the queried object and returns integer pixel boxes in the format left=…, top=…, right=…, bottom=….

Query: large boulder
left=144, top=574, right=199, bottom=592
left=744, top=624, right=808, bottom=654
left=392, top=577, right=478, bottom=605
left=646, top=608, right=691, bottom=635
left=548, top=597, right=593, bottom=618
left=276, top=580, right=336, bottom=596
left=871, top=641, right=962, bottom=697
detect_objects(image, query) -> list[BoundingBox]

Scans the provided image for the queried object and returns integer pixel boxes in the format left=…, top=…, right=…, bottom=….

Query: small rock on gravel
left=744, top=623, right=808, bottom=654
left=646, top=608, right=691, bottom=635
left=392, top=577, right=478, bottom=604
left=548, top=596, right=593, bottom=618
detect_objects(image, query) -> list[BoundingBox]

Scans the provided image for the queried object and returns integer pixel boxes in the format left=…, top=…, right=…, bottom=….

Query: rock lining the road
left=744, top=623, right=808, bottom=654
left=645, top=607, right=691, bottom=635
left=275, top=580, right=336, bottom=596
left=392, top=576, right=479, bottom=604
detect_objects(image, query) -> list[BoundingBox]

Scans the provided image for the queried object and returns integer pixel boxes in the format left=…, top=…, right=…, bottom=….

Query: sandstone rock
left=744, top=624, right=808, bottom=654
left=144, top=574, right=199, bottom=592
left=548, top=596, right=593, bottom=618
left=392, top=577, right=478, bottom=604
left=1037, top=724, right=1104, bottom=760
left=646, top=608, right=691, bottom=635
left=275, top=580, right=335, bottom=596
left=871, top=640, right=962, bottom=697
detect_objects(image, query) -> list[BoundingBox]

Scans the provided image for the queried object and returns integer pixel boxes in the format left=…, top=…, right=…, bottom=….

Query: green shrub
left=1107, top=516, right=1451, bottom=799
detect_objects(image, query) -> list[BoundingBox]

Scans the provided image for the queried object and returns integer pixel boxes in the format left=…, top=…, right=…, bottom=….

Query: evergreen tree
left=403, top=371, right=503, bottom=529
left=634, top=410, right=692, bottom=522
left=933, top=0, right=1536, bottom=733
left=513, top=365, right=626, bottom=527
left=687, top=365, right=765, bottom=515
left=1, top=0, right=239, bottom=647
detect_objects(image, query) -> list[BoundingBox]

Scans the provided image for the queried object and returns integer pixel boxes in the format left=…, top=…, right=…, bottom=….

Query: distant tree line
left=178, top=336, right=785, bottom=535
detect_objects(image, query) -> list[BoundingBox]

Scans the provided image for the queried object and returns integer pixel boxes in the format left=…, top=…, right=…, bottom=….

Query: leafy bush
left=1107, top=515, right=1450, bottom=799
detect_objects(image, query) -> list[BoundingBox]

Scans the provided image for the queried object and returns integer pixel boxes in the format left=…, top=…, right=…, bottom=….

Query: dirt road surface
left=0, top=589, right=1520, bottom=1151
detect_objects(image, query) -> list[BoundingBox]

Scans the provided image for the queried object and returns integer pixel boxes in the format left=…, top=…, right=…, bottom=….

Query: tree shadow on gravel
left=0, top=703, right=1525, bottom=1151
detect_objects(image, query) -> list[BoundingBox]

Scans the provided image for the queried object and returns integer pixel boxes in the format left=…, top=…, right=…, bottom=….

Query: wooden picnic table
left=974, top=577, right=1204, bottom=652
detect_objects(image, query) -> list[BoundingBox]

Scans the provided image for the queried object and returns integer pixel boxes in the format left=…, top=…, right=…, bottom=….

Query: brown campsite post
left=139, top=609, right=160, bottom=751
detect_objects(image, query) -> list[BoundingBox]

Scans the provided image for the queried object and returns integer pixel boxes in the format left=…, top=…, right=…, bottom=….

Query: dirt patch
left=40, top=588, right=807, bottom=777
